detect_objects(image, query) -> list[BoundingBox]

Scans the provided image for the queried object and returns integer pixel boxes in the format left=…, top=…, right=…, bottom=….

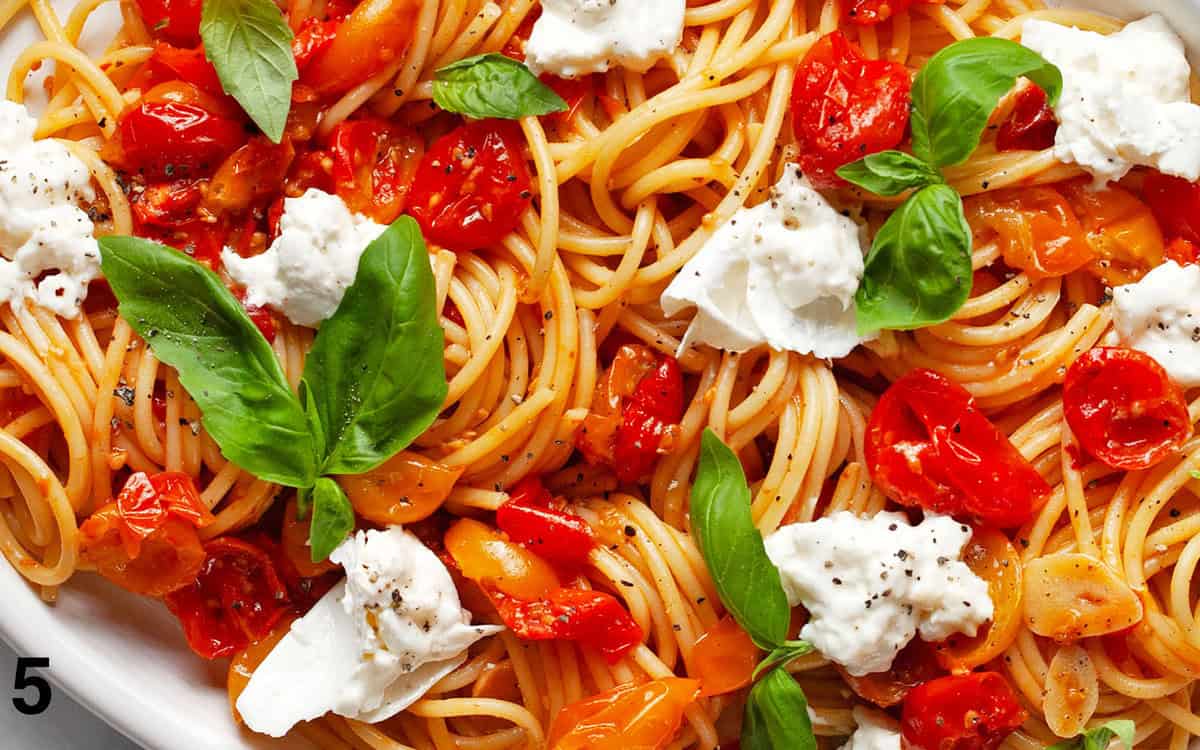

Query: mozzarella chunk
left=0, top=101, right=100, bottom=317
left=840, top=707, right=902, bottom=750
left=525, top=0, right=685, bottom=78
left=236, top=528, right=501, bottom=737
left=661, top=165, right=868, bottom=359
left=1021, top=15, right=1200, bottom=186
left=222, top=189, right=385, bottom=327
left=1113, top=260, right=1200, bottom=388
left=764, top=511, right=993, bottom=676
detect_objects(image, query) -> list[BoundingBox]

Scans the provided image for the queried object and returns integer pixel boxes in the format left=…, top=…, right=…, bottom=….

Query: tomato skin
left=691, top=616, right=761, bottom=697
left=494, top=587, right=643, bottom=663
left=550, top=678, right=701, bottom=750
left=165, top=538, right=291, bottom=659
left=934, top=528, right=1023, bottom=672
left=134, top=0, right=202, bottom=48
left=1061, top=181, right=1164, bottom=286
left=1063, top=347, right=1192, bottom=470
left=1165, top=237, right=1200, bottom=266
left=205, top=136, right=296, bottom=214
left=292, top=18, right=339, bottom=78
left=408, top=121, right=533, bottom=252
left=496, top=477, right=595, bottom=568
left=791, top=31, right=912, bottom=189
left=845, top=0, right=944, bottom=24
left=1143, top=171, right=1200, bottom=245
left=115, top=471, right=213, bottom=554
left=841, top=639, right=945, bottom=708
left=132, top=179, right=205, bottom=228
left=963, top=187, right=1092, bottom=279
left=303, top=0, right=420, bottom=95
left=338, top=450, right=463, bottom=526
left=80, top=510, right=206, bottom=597
left=996, top=85, right=1058, bottom=152
left=444, top=518, right=561, bottom=601
left=328, top=118, right=423, bottom=223
left=129, top=44, right=223, bottom=96
left=865, top=369, right=1051, bottom=528
left=901, top=672, right=1026, bottom=750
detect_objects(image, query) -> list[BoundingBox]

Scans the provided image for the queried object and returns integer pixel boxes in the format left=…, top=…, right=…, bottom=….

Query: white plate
left=3, top=1, right=1200, bottom=749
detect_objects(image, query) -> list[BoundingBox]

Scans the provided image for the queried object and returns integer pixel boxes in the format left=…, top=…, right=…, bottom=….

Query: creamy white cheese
left=764, top=511, right=993, bottom=677
left=661, top=165, right=867, bottom=359
left=840, top=707, right=902, bottom=750
left=0, top=101, right=100, bottom=317
left=222, top=189, right=385, bottom=327
left=525, top=0, right=686, bottom=78
left=236, top=527, right=501, bottom=737
left=1021, top=15, right=1200, bottom=186
left=1113, top=260, right=1200, bottom=388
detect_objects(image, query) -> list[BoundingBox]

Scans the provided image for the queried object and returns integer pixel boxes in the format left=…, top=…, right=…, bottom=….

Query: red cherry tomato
left=791, top=31, right=912, bottom=189
left=408, top=121, right=533, bottom=252
left=1165, top=237, right=1200, bottom=265
left=80, top=510, right=206, bottom=597
left=292, top=18, right=339, bottom=78
left=996, top=84, right=1058, bottom=152
left=129, top=43, right=223, bottom=96
left=329, top=118, right=423, bottom=224
left=134, top=0, right=202, bottom=48
left=1063, top=347, right=1192, bottom=470
left=865, top=369, right=1051, bottom=527
left=901, top=672, right=1026, bottom=750
left=115, top=471, right=213, bottom=557
left=496, top=477, right=595, bottom=568
left=303, top=0, right=421, bottom=95
left=840, top=639, right=945, bottom=708
left=1143, top=171, right=1200, bottom=245
left=205, top=136, right=296, bottom=214
left=845, top=0, right=944, bottom=25
left=493, top=587, right=643, bottom=663
left=137, top=217, right=230, bottom=267
left=132, top=179, right=205, bottom=228
left=165, top=538, right=292, bottom=659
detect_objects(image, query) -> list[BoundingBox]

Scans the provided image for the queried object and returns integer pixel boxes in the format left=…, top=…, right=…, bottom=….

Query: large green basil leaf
left=690, top=429, right=791, bottom=650
left=837, top=150, right=942, bottom=197
left=99, top=237, right=317, bottom=487
left=302, top=217, right=447, bottom=476
left=201, top=0, right=297, bottom=142
left=433, top=53, right=567, bottom=120
left=911, top=37, right=1061, bottom=168
left=308, top=477, right=354, bottom=562
left=741, top=666, right=818, bottom=750
left=855, top=183, right=973, bottom=333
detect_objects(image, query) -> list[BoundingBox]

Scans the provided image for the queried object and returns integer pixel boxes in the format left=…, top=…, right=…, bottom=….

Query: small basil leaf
left=837, top=151, right=942, bottom=196
left=1047, top=720, right=1136, bottom=750
left=433, top=53, right=567, bottom=119
left=753, top=641, right=814, bottom=681
left=741, top=666, right=818, bottom=750
left=99, top=237, right=318, bottom=487
left=691, top=429, right=791, bottom=650
left=201, top=0, right=297, bottom=142
left=855, top=183, right=972, bottom=333
left=308, top=477, right=354, bottom=562
left=302, top=216, right=447, bottom=475
left=911, top=37, right=1061, bottom=168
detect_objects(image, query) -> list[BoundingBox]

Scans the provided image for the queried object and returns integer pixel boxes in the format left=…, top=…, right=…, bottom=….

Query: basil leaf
left=911, top=37, right=1061, bottom=168
left=741, top=666, right=818, bottom=750
left=302, top=217, right=447, bottom=475
left=691, top=429, right=791, bottom=650
left=99, top=237, right=318, bottom=487
left=433, top=53, right=567, bottom=120
left=1047, top=720, right=1136, bottom=750
left=837, top=151, right=942, bottom=197
left=753, top=641, right=814, bottom=681
left=855, top=183, right=972, bottom=332
left=201, top=0, right=297, bottom=142
left=308, top=477, right=354, bottom=562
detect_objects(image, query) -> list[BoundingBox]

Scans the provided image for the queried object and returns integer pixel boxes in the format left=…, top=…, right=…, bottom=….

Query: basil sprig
left=691, top=430, right=816, bottom=750
left=99, top=216, right=447, bottom=560
left=838, top=38, right=1061, bottom=333
left=433, top=53, right=567, bottom=120
left=1046, top=720, right=1135, bottom=750
left=201, top=0, right=297, bottom=143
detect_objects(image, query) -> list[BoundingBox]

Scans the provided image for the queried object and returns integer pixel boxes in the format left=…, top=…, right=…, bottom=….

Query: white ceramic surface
left=2, top=1, right=1200, bottom=749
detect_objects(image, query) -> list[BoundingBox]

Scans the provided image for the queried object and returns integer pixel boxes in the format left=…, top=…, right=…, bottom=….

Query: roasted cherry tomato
left=445, top=518, right=561, bottom=601
left=496, top=476, right=595, bottom=568
left=691, top=615, right=761, bottom=697
left=996, top=84, right=1058, bottom=152
left=1063, top=347, right=1192, bottom=470
left=1143, top=171, right=1200, bottom=245
left=791, top=31, right=912, bottom=189
left=114, top=471, right=213, bottom=555
left=493, top=587, right=643, bottom=662
left=279, top=497, right=337, bottom=580
left=205, top=136, right=296, bottom=213
left=578, top=345, right=684, bottom=483
left=328, top=118, right=423, bottom=223
left=292, top=18, right=339, bottom=78
left=408, top=121, right=533, bottom=252
left=228, top=613, right=296, bottom=722
left=1165, top=237, right=1200, bottom=265
left=1061, top=181, right=1164, bottom=286
left=129, top=43, right=223, bottom=96
left=934, top=528, right=1023, bottom=672
left=134, top=0, right=202, bottom=48
left=865, top=369, right=1051, bottom=528
left=80, top=509, right=206, bottom=597
left=845, top=0, right=943, bottom=24
left=549, top=677, right=701, bottom=750
left=132, top=179, right=205, bottom=228
left=105, top=82, right=245, bottom=180
left=338, top=450, right=463, bottom=526
left=901, top=672, right=1026, bottom=750
left=303, top=0, right=420, bottom=95
left=165, top=538, right=291, bottom=659
left=841, top=639, right=945, bottom=709
left=963, top=187, right=1092, bottom=279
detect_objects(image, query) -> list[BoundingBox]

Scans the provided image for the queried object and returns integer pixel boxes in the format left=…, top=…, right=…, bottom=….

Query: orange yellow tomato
left=935, top=528, right=1023, bottom=672
left=444, top=518, right=560, bottom=601
left=548, top=678, right=701, bottom=750
left=690, top=616, right=761, bottom=697
left=337, top=451, right=463, bottom=526
left=964, top=187, right=1093, bottom=279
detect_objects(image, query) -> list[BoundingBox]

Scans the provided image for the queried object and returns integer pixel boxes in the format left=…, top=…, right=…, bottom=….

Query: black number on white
left=12, top=656, right=51, bottom=715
